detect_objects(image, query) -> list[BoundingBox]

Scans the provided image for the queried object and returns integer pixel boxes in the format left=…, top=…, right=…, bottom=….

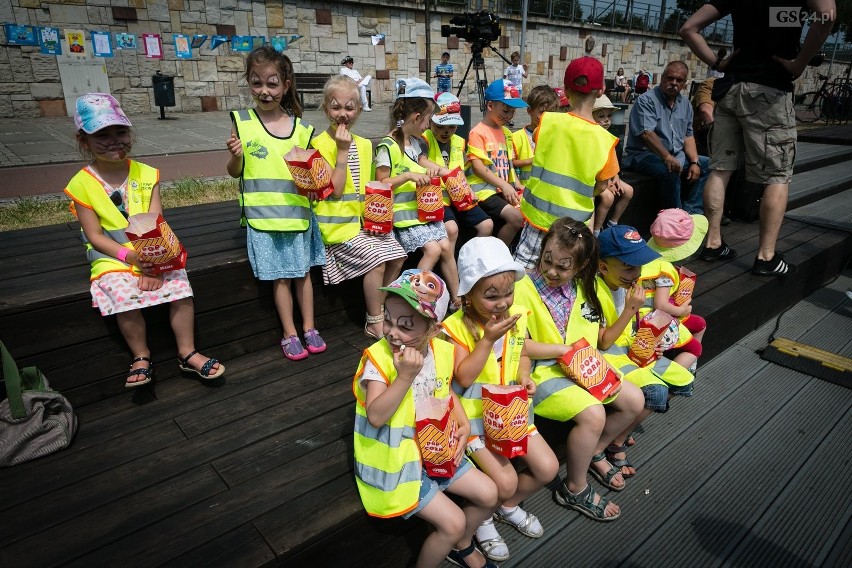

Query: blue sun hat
left=380, top=269, right=449, bottom=321
left=396, top=77, right=435, bottom=99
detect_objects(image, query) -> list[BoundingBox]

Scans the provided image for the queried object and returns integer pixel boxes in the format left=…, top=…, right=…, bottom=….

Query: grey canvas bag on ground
left=0, top=341, right=78, bottom=467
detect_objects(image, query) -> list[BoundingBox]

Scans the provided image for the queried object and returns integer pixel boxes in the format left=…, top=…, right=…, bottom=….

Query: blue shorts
left=443, top=205, right=490, bottom=229
left=641, top=383, right=694, bottom=412
left=403, top=457, right=474, bottom=519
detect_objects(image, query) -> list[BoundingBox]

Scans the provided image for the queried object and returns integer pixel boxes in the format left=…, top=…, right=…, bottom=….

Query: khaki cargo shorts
left=709, top=82, right=797, bottom=184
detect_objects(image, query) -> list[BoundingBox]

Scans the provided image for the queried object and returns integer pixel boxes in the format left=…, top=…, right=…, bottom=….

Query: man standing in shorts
left=680, top=0, right=835, bottom=276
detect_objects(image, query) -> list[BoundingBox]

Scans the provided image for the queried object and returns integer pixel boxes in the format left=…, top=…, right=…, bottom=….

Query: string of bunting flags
left=3, top=23, right=301, bottom=58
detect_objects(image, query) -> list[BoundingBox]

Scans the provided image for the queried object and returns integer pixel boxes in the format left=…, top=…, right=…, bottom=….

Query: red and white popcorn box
left=363, top=182, right=393, bottom=234
left=283, top=147, right=334, bottom=200
left=558, top=338, right=622, bottom=401
left=125, top=212, right=187, bottom=275
left=482, top=384, right=529, bottom=458
left=415, top=395, right=458, bottom=478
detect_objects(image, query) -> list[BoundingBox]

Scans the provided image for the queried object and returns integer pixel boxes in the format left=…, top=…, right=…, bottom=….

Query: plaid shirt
left=530, top=269, right=576, bottom=340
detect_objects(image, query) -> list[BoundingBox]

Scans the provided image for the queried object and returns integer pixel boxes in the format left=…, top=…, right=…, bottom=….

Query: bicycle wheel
left=794, top=91, right=823, bottom=123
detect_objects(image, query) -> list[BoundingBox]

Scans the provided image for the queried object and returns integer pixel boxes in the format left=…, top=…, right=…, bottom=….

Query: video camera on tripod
left=441, top=10, right=502, bottom=45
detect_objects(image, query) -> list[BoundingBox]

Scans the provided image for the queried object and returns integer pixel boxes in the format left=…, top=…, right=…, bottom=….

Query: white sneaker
left=363, top=106, right=372, bottom=112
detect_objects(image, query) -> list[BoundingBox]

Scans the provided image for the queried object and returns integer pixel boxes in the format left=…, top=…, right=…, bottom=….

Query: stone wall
left=0, top=0, right=825, bottom=118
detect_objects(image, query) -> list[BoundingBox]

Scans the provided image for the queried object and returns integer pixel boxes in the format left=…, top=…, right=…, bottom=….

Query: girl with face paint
left=65, top=93, right=225, bottom=388
left=226, top=45, right=328, bottom=361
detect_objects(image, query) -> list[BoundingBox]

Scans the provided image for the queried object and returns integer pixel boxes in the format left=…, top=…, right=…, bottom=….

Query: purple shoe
left=281, top=335, right=308, bottom=361
left=304, top=328, right=327, bottom=354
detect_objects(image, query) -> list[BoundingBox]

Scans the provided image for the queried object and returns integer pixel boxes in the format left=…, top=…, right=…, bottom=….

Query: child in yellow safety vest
left=466, top=79, right=526, bottom=248
left=353, top=270, right=500, bottom=568
left=442, top=238, right=559, bottom=560
left=310, top=75, right=406, bottom=341
left=596, top=225, right=695, bottom=468
left=375, top=78, right=461, bottom=307
left=511, top=217, right=645, bottom=522
left=422, top=91, right=493, bottom=254
left=226, top=45, right=327, bottom=361
left=515, top=57, right=621, bottom=269
left=591, top=95, right=634, bottom=236
left=644, top=208, right=709, bottom=374
left=65, top=93, right=224, bottom=388
left=511, top=85, right=559, bottom=185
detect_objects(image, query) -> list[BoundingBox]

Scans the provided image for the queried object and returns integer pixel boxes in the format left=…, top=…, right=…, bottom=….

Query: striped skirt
left=322, top=229, right=407, bottom=285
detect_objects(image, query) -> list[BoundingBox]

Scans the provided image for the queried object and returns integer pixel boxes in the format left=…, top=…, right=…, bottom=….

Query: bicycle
left=794, top=67, right=852, bottom=124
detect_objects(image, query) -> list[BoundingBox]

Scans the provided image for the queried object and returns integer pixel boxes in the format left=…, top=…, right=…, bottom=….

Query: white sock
left=476, top=517, right=500, bottom=540
left=593, top=229, right=601, bottom=236
left=607, top=219, right=618, bottom=227
left=500, top=505, right=523, bottom=524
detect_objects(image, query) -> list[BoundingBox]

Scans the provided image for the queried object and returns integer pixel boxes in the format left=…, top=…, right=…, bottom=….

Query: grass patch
left=0, top=177, right=239, bottom=233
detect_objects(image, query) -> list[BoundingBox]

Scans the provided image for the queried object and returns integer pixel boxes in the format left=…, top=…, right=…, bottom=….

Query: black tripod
left=455, top=39, right=513, bottom=112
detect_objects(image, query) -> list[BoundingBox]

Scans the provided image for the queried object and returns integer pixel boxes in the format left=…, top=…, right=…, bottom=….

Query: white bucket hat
left=457, top=237, right=526, bottom=297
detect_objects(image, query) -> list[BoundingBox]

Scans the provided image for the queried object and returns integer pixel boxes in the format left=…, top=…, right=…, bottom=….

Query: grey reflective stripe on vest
left=235, top=109, right=251, bottom=121
left=469, top=181, right=496, bottom=192
left=604, top=344, right=639, bottom=375
left=242, top=178, right=299, bottom=194
left=643, top=297, right=655, bottom=309
left=244, top=204, right=311, bottom=221
left=529, top=165, right=595, bottom=198
left=522, top=188, right=591, bottom=221
left=651, top=356, right=674, bottom=376
left=394, top=209, right=419, bottom=222
left=315, top=214, right=359, bottom=225
left=606, top=344, right=629, bottom=356
left=331, top=193, right=361, bottom=202
left=354, top=413, right=416, bottom=448
left=395, top=190, right=415, bottom=203
left=81, top=227, right=128, bottom=263
left=452, top=382, right=484, bottom=436
left=518, top=170, right=531, bottom=181
left=533, top=375, right=573, bottom=408
left=355, top=459, right=421, bottom=492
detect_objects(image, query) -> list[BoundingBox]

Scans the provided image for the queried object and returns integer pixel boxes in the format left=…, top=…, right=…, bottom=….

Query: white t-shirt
left=375, top=136, right=426, bottom=168
left=360, top=348, right=437, bottom=407
left=504, top=64, right=525, bottom=89
left=340, top=66, right=362, bottom=83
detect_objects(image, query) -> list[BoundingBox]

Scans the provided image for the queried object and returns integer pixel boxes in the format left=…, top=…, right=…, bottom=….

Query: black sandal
left=446, top=541, right=499, bottom=568
left=588, top=451, right=626, bottom=491
left=606, top=444, right=636, bottom=478
left=125, top=356, right=153, bottom=388
left=178, top=350, right=225, bottom=380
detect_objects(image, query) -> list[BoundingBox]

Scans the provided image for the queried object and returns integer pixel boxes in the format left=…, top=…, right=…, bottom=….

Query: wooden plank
left=0, top=419, right=186, bottom=514
left=1, top=464, right=229, bottom=565
left=158, top=524, right=276, bottom=568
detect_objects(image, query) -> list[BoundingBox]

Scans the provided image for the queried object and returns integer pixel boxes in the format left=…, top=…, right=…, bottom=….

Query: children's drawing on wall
left=115, top=33, right=137, bottom=50
left=38, top=27, right=61, bottom=55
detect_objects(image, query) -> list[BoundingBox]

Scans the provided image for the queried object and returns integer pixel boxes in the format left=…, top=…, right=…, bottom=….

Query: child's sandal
left=605, top=443, right=636, bottom=478
left=178, top=350, right=225, bottom=379
left=553, top=482, right=621, bottom=522
left=125, top=356, right=153, bottom=388
left=303, top=329, right=326, bottom=354
left=588, top=451, right=626, bottom=491
left=364, top=312, right=384, bottom=340
left=446, top=541, right=499, bottom=568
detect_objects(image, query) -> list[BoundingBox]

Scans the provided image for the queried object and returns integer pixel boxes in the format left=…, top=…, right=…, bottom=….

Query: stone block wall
left=0, top=0, right=826, bottom=118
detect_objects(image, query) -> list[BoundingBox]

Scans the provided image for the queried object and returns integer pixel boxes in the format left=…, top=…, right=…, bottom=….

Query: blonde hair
left=320, top=75, right=361, bottom=113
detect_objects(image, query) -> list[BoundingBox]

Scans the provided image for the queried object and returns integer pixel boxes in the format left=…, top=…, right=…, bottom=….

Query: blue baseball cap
left=597, top=225, right=660, bottom=266
left=484, top=79, right=528, bottom=108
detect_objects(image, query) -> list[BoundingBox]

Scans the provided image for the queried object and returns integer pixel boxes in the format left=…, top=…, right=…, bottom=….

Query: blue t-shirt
left=622, top=86, right=694, bottom=168
left=435, top=63, right=454, bottom=93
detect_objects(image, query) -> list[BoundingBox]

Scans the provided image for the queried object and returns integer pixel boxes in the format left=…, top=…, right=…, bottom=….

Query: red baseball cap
left=564, top=57, right=604, bottom=94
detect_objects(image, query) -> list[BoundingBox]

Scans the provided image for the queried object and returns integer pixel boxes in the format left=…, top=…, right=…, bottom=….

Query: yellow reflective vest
left=423, top=130, right=466, bottom=206
left=520, top=112, right=617, bottom=230
left=440, top=305, right=532, bottom=437
left=310, top=130, right=373, bottom=244
left=513, top=275, right=611, bottom=420
left=638, top=259, right=693, bottom=349
left=376, top=136, right=428, bottom=228
left=465, top=125, right=516, bottom=201
left=231, top=109, right=314, bottom=232
left=595, top=276, right=694, bottom=388
left=353, top=338, right=455, bottom=518
left=64, top=161, right=157, bottom=280
left=511, top=127, right=534, bottom=182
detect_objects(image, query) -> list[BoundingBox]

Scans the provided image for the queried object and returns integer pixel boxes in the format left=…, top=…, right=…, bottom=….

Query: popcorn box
left=283, top=147, right=334, bottom=200
left=363, top=182, right=393, bottom=234
left=557, top=338, right=622, bottom=401
left=416, top=178, right=445, bottom=222
left=415, top=395, right=458, bottom=478
left=125, top=213, right=187, bottom=275
left=482, top=384, right=529, bottom=458
left=628, top=310, right=675, bottom=367
left=671, top=266, right=697, bottom=307
left=441, top=166, right=476, bottom=211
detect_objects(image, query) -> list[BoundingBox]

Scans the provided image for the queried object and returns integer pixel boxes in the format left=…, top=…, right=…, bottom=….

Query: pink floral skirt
left=90, top=269, right=194, bottom=316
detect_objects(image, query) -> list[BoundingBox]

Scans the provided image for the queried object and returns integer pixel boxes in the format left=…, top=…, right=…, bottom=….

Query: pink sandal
left=304, top=329, right=326, bottom=354
left=281, top=335, right=308, bottom=361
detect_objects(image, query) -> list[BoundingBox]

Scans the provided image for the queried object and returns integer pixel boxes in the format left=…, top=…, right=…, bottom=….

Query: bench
left=295, top=72, right=372, bottom=109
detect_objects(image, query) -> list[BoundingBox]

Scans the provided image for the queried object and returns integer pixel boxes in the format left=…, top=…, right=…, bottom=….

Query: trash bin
left=152, top=71, right=175, bottom=119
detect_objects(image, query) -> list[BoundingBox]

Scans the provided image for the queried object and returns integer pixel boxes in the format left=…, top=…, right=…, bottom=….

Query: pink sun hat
left=74, top=93, right=132, bottom=134
left=647, top=208, right=709, bottom=262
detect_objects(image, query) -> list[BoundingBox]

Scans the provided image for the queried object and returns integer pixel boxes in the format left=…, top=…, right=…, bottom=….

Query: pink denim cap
left=74, top=93, right=132, bottom=134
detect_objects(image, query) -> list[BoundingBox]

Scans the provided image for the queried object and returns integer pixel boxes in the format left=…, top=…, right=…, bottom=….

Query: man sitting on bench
left=339, top=56, right=372, bottom=111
